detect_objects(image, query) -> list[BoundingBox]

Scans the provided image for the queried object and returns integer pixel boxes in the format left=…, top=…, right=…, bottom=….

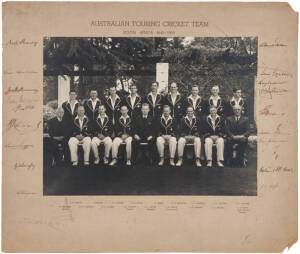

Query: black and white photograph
left=43, top=37, right=258, bottom=196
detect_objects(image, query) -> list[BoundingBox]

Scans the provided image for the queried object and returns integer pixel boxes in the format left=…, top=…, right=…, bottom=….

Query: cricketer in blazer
left=178, top=115, right=202, bottom=138
left=144, top=92, right=164, bottom=119
left=83, top=98, right=101, bottom=122
left=114, top=115, right=134, bottom=137
left=202, top=114, right=226, bottom=139
left=91, top=114, right=114, bottom=138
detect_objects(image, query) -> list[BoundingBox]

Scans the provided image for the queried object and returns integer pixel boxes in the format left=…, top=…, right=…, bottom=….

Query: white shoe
left=94, top=158, right=100, bottom=165
left=103, top=157, right=108, bottom=164
left=196, top=159, right=202, bottom=167
left=207, top=161, right=212, bottom=167
left=109, top=159, right=117, bottom=166
left=72, top=161, right=78, bottom=166
left=170, top=159, right=175, bottom=166
left=217, top=161, right=224, bottom=167
left=176, top=159, right=183, bottom=167
left=84, top=161, right=90, bottom=166
left=158, top=158, right=164, bottom=166
left=126, top=160, right=131, bottom=166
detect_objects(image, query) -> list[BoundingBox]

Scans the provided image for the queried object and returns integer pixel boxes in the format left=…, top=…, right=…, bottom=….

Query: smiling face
left=210, top=107, right=217, bottom=117
left=163, top=106, right=171, bottom=118
left=151, top=82, right=158, bottom=93
left=234, top=89, right=242, bottom=98
left=141, top=104, right=150, bottom=116
left=211, top=86, right=219, bottom=96
left=90, top=90, right=98, bottom=100
left=120, top=105, right=128, bottom=116
left=186, top=107, right=194, bottom=118
left=130, top=85, right=137, bottom=95
left=109, top=86, right=116, bottom=96
left=98, top=105, right=106, bottom=115
left=77, top=106, right=85, bottom=117
left=170, top=83, right=178, bottom=94
left=69, top=91, right=77, bottom=100
left=191, top=86, right=199, bottom=96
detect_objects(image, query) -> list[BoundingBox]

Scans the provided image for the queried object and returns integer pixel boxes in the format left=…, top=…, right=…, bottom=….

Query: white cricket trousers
left=156, top=136, right=177, bottom=159
left=68, top=137, right=91, bottom=163
left=204, top=137, right=224, bottom=161
left=178, top=136, right=201, bottom=159
left=112, top=137, right=132, bottom=160
left=91, top=137, right=113, bottom=159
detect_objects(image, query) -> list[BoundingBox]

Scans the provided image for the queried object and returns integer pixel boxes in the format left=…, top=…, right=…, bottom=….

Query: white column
left=156, top=63, right=169, bottom=93
left=58, top=75, right=71, bottom=106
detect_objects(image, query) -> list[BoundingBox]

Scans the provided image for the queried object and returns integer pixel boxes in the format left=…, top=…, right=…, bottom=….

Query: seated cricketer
left=177, top=106, right=202, bottom=167
left=110, top=105, right=133, bottom=166
left=132, top=103, right=155, bottom=164
left=90, top=105, right=113, bottom=165
left=156, top=105, right=177, bottom=166
left=226, top=105, right=250, bottom=167
left=68, top=105, right=92, bottom=166
left=203, top=105, right=226, bottom=167
left=47, top=107, right=69, bottom=165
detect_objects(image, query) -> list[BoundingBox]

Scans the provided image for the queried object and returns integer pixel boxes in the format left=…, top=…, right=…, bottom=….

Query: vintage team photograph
left=43, top=37, right=257, bottom=195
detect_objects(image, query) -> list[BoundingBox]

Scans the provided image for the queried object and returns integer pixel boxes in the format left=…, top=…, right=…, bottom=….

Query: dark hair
left=142, top=103, right=150, bottom=108
left=69, top=90, right=77, bottom=94
left=233, top=87, right=242, bottom=93
left=152, top=81, right=159, bottom=86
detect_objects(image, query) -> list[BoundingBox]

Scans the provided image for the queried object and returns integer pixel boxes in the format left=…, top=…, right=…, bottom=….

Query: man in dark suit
left=203, top=105, right=226, bottom=167
left=163, top=82, right=185, bottom=120
left=47, top=107, right=69, bottom=165
left=83, top=89, right=101, bottom=124
left=132, top=103, right=156, bottom=164
left=110, top=105, right=133, bottom=166
left=177, top=106, right=202, bottom=167
left=144, top=81, right=163, bottom=119
left=156, top=105, right=177, bottom=166
left=122, top=84, right=142, bottom=120
left=90, top=105, right=113, bottom=165
left=68, top=106, right=92, bottom=166
left=62, top=90, right=79, bottom=130
left=103, top=86, right=122, bottom=124
left=226, top=105, right=250, bottom=167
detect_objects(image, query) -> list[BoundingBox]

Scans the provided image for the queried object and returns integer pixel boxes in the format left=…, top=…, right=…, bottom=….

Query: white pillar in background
left=156, top=63, right=169, bottom=93
left=58, top=75, right=71, bottom=106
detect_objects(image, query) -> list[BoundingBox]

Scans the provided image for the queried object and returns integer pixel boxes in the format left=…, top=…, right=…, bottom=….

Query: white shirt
left=120, top=115, right=129, bottom=122
left=208, top=114, right=219, bottom=130
left=161, top=115, right=172, bottom=123
left=149, top=92, right=158, bottom=105
left=109, top=95, right=119, bottom=109
left=231, top=96, right=242, bottom=106
left=235, top=116, right=240, bottom=122
left=188, top=95, right=200, bottom=109
left=210, top=95, right=221, bottom=107
left=89, top=98, right=99, bottom=111
left=76, top=115, right=87, bottom=130
left=129, top=94, right=137, bottom=107
left=98, top=114, right=107, bottom=125
left=68, top=100, right=78, bottom=115
left=185, top=115, right=195, bottom=125
left=170, top=93, right=178, bottom=105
